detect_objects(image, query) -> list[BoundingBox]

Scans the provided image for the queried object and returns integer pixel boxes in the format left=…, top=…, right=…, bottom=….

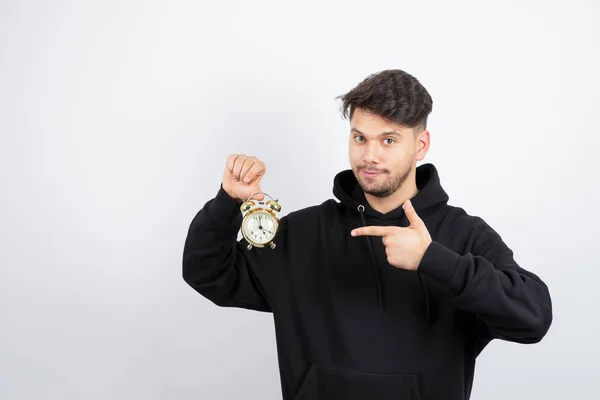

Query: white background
left=1, top=0, right=598, bottom=399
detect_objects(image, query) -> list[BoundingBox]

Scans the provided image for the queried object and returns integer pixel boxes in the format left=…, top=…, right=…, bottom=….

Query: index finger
left=227, top=154, right=241, bottom=172
left=351, top=226, right=395, bottom=237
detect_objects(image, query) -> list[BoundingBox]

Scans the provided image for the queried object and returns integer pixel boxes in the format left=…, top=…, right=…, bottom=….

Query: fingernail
left=244, top=177, right=250, bottom=182
left=351, top=230, right=356, bottom=236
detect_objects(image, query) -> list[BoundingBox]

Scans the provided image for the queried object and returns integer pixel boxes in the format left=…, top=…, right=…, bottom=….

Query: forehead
left=350, top=108, right=408, bottom=136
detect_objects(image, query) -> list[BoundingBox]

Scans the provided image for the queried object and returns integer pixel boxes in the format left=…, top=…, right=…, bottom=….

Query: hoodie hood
left=333, top=163, right=449, bottom=222
left=332, top=163, right=450, bottom=318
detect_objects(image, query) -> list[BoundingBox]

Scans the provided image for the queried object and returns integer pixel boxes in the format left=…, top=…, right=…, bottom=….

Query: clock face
left=242, top=210, right=278, bottom=245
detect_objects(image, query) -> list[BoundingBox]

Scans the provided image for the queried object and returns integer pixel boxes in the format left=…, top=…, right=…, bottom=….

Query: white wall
left=1, top=0, right=598, bottom=399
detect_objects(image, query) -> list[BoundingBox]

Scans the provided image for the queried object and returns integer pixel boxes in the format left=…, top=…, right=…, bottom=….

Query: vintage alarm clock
left=240, top=192, right=281, bottom=250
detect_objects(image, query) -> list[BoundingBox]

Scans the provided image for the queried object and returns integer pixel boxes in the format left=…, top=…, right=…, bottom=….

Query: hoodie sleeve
left=417, top=222, right=553, bottom=344
left=182, top=184, right=276, bottom=312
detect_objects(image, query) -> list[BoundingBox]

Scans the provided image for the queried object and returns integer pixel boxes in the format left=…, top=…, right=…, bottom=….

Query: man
left=182, top=69, right=553, bottom=400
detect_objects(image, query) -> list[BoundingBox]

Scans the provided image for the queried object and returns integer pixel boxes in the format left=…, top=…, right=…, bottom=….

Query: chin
left=360, top=182, right=395, bottom=198
left=365, top=189, right=394, bottom=198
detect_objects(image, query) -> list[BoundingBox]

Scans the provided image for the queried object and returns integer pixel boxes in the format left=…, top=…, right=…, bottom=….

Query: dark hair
left=337, top=69, right=433, bottom=134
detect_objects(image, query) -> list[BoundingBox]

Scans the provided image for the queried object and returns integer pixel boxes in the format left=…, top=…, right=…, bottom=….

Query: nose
left=363, top=141, right=382, bottom=164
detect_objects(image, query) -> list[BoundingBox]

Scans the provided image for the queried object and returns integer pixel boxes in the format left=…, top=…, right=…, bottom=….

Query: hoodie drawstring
left=357, top=204, right=433, bottom=322
left=358, top=205, right=384, bottom=310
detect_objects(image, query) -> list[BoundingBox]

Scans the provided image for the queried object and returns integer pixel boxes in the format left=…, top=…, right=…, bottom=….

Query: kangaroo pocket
left=294, top=364, right=421, bottom=400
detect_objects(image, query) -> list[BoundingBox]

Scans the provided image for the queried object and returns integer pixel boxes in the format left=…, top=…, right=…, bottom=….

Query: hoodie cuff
left=208, top=184, right=244, bottom=223
left=417, top=241, right=462, bottom=285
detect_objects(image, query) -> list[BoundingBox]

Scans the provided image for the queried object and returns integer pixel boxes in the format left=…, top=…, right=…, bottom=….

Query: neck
left=364, top=168, right=419, bottom=214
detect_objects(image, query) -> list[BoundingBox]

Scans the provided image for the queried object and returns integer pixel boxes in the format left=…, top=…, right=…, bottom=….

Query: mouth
left=361, top=169, right=384, bottom=178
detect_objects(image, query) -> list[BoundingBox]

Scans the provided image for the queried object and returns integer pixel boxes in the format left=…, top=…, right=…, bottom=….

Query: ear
left=415, top=129, right=431, bottom=161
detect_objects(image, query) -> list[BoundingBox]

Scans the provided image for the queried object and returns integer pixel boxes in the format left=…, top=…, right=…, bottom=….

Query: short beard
left=355, top=159, right=414, bottom=198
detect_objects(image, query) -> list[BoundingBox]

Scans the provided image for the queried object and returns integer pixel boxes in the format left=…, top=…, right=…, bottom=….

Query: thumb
left=235, top=182, right=264, bottom=202
left=403, top=199, right=424, bottom=229
left=249, top=183, right=264, bottom=201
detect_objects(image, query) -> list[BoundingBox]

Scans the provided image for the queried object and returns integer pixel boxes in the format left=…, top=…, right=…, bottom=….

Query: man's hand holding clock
left=222, top=154, right=266, bottom=202
left=222, top=154, right=281, bottom=250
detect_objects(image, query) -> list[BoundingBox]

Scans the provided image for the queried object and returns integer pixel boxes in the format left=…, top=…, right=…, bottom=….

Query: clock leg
left=269, top=242, right=276, bottom=249
left=247, top=244, right=253, bottom=250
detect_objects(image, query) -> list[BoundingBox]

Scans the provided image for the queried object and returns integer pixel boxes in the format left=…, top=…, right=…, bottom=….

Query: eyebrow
left=351, top=128, right=402, bottom=137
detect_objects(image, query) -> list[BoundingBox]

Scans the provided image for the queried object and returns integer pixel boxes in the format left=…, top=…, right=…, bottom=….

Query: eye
left=384, top=138, right=396, bottom=145
left=354, top=135, right=365, bottom=143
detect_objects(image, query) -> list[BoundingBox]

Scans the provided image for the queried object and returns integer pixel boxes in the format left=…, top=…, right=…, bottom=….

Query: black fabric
left=182, top=162, right=553, bottom=400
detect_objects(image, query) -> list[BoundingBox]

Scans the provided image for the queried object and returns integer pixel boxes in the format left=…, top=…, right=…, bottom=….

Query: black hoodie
left=182, top=163, right=552, bottom=400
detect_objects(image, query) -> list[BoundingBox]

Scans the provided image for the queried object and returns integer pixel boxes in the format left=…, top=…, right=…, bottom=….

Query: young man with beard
left=182, top=69, right=553, bottom=400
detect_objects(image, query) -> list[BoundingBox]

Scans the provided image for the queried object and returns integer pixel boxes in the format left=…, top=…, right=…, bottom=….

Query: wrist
left=221, top=183, right=240, bottom=202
